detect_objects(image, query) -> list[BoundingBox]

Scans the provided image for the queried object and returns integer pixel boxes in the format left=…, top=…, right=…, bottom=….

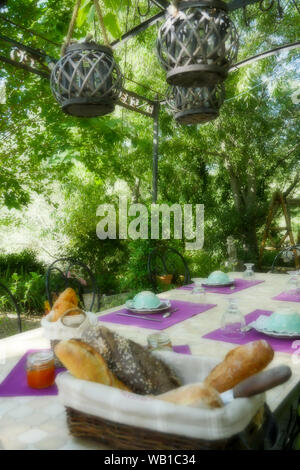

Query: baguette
left=204, top=340, right=274, bottom=393
left=82, top=325, right=182, bottom=395
left=156, top=382, right=223, bottom=409
left=54, top=339, right=130, bottom=391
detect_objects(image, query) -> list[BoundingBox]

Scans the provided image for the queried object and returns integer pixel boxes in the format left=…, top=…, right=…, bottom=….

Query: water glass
left=191, top=278, right=207, bottom=302
left=285, top=271, right=300, bottom=295
left=243, top=263, right=255, bottom=279
left=221, top=298, right=246, bottom=339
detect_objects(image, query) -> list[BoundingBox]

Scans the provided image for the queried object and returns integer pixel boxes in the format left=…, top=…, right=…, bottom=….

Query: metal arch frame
left=0, top=34, right=157, bottom=118
left=1, top=40, right=299, bottom=205
left=45, top=257, right=100, bottom=311
left=1, top=1, right=299, bottom=203
left=0, top=281, right=22, bottom=333
left=111, top=0, right=283, bottom=48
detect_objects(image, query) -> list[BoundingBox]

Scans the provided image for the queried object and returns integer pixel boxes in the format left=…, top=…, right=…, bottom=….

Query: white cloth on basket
left=41, top=311, right=97, bottom=341
left=55, top=350, right=265, bottom=441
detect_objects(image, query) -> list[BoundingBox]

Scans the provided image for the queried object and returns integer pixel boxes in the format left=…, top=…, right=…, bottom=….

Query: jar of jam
left=147, top=333, right=173, bottom=352
left=26, top=351, right=55, bottom=389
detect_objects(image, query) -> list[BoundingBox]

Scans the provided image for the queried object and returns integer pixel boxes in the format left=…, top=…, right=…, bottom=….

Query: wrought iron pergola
left=0, top=0, right=299, bottom=203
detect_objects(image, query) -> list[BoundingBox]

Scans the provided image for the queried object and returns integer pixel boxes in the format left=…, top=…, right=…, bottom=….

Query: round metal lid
left=175, top=107, right=219, bottom=125
left=177, top=0, right=228, bottom=12
left=65, top=42, right=113, bottom=56
left=62, top=99, right=115, bottom=117
left=166, top=64, right=228, bottom=87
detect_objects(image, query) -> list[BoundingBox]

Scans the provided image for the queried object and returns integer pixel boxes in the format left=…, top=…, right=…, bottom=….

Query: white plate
left=202, top=279, right=235, bottom=288
left=249, top=321, right=300, bottom=339
left=125, top=300, right=171, bottom=315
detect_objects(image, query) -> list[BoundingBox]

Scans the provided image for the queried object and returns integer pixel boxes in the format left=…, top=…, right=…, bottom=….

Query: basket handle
left=60, top=308, right=87, bottom=328
left=61, top=0, right=111, bottom=56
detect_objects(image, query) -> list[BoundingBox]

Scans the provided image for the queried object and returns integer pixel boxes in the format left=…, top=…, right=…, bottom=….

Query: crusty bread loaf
left=81, top=325, right=182, bottom=395
left=54, top=339, right=130, bottom=391
left=51, top=288, right=79, bottom=322
left=204, top=340, right=274, bottom=393
left=156, top=383, right=223, bottom=409
left=51, top=302, right=79, bottom=322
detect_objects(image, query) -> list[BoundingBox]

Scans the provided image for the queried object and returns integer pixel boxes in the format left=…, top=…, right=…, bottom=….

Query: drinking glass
left=191, top=278, right=207, bottom=302
left=221, top=298, right=246, bottom=339
left=285, top=271, right=300, bottom=295
left=243, top=263, right=255, bottom=279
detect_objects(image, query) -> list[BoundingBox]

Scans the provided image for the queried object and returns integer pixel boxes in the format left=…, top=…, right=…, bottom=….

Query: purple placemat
left=0, top=350, right=65, bottom=397
left=273, top=290, right=300, bottom=303
left=203, top=309, right=298, bottom=354
left=173, top=344, right=191, bottom=355
left=179, top=278, right=264, bottom=294
left=98, top=299, right=217, bottom=330
left=0, top=345, right=191, bottom=398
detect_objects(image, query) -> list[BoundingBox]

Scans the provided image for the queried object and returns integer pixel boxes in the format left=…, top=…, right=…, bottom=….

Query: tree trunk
left=225, top=157, right=259, bottom=258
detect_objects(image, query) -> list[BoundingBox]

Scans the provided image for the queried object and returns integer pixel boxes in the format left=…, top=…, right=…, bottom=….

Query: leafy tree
left=0, top=0, right=299, bottom=269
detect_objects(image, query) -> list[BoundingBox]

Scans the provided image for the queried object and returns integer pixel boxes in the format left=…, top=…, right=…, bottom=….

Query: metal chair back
left=148, top=247, right=191, bottom=291
left=270, top=244, right=300, bottom=273
left=45, top=257, right=100, bottom=311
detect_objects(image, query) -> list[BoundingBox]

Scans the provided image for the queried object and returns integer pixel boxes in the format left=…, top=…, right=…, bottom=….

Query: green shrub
left=185, top=249, right=224, bottom=278
left=0, top=249, right=45, bottom=277
left=63, top=229, right=129, bottom=295
left=118, top=239, right=156, bottom=294
left=0, top=272, right=45, bottom=314
left=118, top=239, right=225, bottom=294
left=0, top=250, right=70, bottom=314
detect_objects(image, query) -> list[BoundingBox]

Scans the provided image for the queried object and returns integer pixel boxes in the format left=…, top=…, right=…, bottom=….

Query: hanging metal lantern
left=50, top=42, right=123, bottom=117
left=157, top=1, right=239, bottom=87
left=166, top=83, right=225, bottom=124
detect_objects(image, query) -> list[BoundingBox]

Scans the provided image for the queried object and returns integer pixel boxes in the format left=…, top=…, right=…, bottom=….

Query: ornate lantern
left=50, top=42, right=123, bottom=117
left=166, top=83, right=225, bottom=124
left=157, top=1, right=239, bottom=87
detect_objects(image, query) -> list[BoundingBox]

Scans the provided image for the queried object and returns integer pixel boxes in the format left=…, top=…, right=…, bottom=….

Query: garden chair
left=270, top=244, right=300, bottom=273
left=148, top=247, right=191, bottom=292
left=0, top=281, right=22, bottom=333
left=45, top=257, right=100, bottom=312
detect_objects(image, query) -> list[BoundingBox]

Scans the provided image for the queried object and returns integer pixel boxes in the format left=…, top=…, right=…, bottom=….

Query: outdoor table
left=0, top=272, right=299, bottom=450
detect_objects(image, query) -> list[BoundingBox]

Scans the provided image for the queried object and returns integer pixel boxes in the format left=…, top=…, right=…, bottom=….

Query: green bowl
left=206, top=271, right=231, bottom=285
left=132, top=291, right=161, bottom=309
left=267, top=309, right=300, bottom=333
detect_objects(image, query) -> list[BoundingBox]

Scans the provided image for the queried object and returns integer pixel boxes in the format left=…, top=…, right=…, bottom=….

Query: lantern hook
left=61, top=0, right=112, bottom=57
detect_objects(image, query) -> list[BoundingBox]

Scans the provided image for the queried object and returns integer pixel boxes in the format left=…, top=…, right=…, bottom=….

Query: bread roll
left=51, top=301, right=78, bottom=322
left=204, top=340, right=274, bottom=393
left=81, top=325, right=182, bottom=395
left=51, top=288, right=79, bottom=322
left=156, top=383, right=223, bottom=409
left=54, top=339, right=130, bottom=391
left=58, top=287, right=78, bottom=306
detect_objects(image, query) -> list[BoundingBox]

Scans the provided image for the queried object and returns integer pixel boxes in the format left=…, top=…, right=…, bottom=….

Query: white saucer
left=125, top=300, right=171, bottom=315
left=249, top=320, right=300, bottom=339
left=202, top=279, right=235, bottom=288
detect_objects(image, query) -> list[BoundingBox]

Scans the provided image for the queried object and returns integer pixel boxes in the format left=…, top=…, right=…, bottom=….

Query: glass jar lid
left=27, top=351, right=54, bottom=368
left=147, top=333, right=172, bottom=350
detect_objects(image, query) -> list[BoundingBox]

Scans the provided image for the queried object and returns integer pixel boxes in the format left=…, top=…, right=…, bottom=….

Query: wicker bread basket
left=64, top=405, right=270, bottom=450
left=56, top=351, right=270, bottom=450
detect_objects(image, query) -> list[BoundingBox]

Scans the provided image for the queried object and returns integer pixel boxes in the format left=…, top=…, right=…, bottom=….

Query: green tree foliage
left=0, top=0, right=299, bottom=269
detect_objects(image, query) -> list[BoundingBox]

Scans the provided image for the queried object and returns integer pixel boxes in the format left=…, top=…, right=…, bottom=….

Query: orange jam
left=26, top=351, right=55, bottom=389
